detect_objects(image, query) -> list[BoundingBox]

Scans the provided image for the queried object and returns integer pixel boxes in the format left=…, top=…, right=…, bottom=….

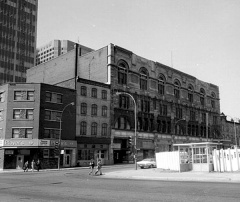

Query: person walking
left=95, top=159, right=102, bottom=175
left=23, top=161, right=29, bottom=172
left=31, top=160, right=35, bottom=172
left=36, top=159, right=41, bottom=172
left=89, top=159, right=95, bottom=175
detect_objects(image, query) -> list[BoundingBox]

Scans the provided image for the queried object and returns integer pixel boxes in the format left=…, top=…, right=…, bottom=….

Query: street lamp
left=116, top=92, right=137, bottom=170
left=220, top=113, right=238, bottom=148
left=58, top=102, right=74, bottom=170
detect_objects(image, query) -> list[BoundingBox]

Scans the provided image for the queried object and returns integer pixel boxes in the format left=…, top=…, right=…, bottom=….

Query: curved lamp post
left=116, top=92, right=137, bottom=170
left=58, top=102, right=74, bottom=170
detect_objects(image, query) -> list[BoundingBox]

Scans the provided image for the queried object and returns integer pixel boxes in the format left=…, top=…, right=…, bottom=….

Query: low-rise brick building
left=0, top=83, right=76, bottom=170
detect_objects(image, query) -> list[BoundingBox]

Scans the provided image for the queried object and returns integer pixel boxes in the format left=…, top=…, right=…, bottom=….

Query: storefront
left=0, top=139, right=77, bottom=170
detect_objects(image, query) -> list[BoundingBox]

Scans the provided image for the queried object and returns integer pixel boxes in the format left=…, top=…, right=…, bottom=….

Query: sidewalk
left=102, top=168, right=240, bottom=183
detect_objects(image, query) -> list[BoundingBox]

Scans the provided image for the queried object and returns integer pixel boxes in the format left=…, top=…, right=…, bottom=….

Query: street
left=0, top=165, right=240, bottom=202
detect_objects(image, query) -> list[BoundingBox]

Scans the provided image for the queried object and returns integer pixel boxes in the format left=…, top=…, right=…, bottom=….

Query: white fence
left=156, top=151, right=180, bottom=171
left=213, top=148, right=240, bottom=172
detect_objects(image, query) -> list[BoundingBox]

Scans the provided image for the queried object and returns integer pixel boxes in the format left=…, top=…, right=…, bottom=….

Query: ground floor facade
left=0, top=139, right=77, bottom=170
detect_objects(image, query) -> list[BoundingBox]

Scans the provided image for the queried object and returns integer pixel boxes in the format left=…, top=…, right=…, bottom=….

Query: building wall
left=27, top=50, right=76, bottom=85
left=0, top=0, right=38, bottom=83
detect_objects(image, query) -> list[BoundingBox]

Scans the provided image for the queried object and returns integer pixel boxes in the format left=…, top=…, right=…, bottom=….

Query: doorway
left=16, top=155, right=24, bottom=169
left=64, top=154, right=71, bottom=167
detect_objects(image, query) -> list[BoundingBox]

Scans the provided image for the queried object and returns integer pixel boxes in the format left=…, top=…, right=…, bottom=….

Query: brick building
left=0, top=0, right=38, bottom=84
left=27, top=43, right=227, bottom=164
left=0, top=83, right=76, bottom=170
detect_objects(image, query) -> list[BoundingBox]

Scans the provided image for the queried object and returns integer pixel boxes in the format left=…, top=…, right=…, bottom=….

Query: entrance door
left=16, top=155, right=24, bottom=169
left=64, top=154, right=71, bottom=167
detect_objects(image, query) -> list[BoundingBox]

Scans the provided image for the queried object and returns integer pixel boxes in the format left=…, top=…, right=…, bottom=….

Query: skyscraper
left=0, top=0, right=38, bottom=84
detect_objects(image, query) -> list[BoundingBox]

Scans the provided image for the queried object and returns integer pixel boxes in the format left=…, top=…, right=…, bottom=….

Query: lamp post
left=58, top=102, right=74, bottom=170
left=116, top=92, right=137, bottom=170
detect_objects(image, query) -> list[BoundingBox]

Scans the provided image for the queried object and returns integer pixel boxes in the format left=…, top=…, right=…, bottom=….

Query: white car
left=137, top=158, right=156, bottom=169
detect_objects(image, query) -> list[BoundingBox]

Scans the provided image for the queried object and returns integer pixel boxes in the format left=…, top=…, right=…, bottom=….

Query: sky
left=37, top=0, right=240, bottom=119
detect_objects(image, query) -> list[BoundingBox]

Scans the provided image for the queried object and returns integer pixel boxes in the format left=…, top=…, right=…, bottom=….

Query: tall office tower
left=36, top=40, right=94, bottom=65
left=0, top=0, right=38, bottom=84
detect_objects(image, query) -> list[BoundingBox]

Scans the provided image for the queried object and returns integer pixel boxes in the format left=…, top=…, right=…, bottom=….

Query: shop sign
left=50, top=140, right=77, bottom=148
left=3, top=139, right=38, bottom=147
left=5, top=150, right=14, bottom=155
left=38, top=140, right=50, bottom=147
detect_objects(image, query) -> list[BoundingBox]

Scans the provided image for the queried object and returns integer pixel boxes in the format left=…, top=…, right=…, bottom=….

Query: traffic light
left=128, top=136, right=133, bottom=146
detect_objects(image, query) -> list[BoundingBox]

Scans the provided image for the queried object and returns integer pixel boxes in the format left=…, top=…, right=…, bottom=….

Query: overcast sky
left=37, top=0, right=240, bottom=119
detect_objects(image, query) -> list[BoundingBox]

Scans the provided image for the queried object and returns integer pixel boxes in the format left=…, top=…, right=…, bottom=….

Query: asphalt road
left=0, top=166, right=240, bottom=202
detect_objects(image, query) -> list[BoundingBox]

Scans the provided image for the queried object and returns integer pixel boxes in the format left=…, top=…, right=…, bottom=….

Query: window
left=153, top=99, right=156, bottom=110
left=211, top=92, right=216, bottom=109
left=91, top=122, right=97, bottom=135
left=158, top=75, right=165, bottom=95
left=119, top=95, right=129, bottom=109
left=102, top=123, right=107, bottom=136
left=115, top=116, right=131, bottom=129
left=213, top=116, right=217, bottom=125
left=188, top=85, right=194, bottom=103
left=102, top=106, right=107, bottom=117
left=174, top=80, right=181, bottom=99
left=81, top=103, right=87, bottom=115
left=102, top=90, right=107, bottom=100
left=91, top=104, right=97, bottom=116
left=44, top=110, right=61, bottom=121
left=45, top=91, right=63, bottom=104
left=81, top=86, right=87, bottom=96
left=141, top=100, right=150, bottom=112
left=159, top=104, right=167, bottom=116
left=176, top=107, right=183, bottom=119
left=12, top=128, right=33, bottom=138
left=200, top=88, right=205, bottom=106
left=118, top=61, right=128, bottom=85
left=14, top=90, right=34, bottom=101
left=190, top=110, right=196, bottom=121
left=140, top=68, right=148, bottom=90
left=0, top=92, right=4, bottom=102
left=13, top=109, right=34, bottom=120
left=44, top=128, right=60, bottom=139
left=0, top=110, right=3, bottom=120
left=80, top=121, right=87, bottom=135
left=202, top=113, right=206, bottom=123
left=92, top=88, right=97, bottom=98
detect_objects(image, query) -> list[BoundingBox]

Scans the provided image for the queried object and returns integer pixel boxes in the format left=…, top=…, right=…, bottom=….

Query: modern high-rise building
left=0, top=0, right=38, bottom=84
left=35, top=40, right=94, bottom=65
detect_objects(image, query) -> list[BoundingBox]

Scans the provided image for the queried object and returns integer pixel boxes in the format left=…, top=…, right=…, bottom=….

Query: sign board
left=112, top=143, right=121, bottom=149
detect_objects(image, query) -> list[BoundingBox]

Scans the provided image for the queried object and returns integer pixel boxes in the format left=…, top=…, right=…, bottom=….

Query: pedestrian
left=31, top=160, right=35, bottom=172
left=36, top=159, right=41, bottom=172
left=95, top=159, right=102, bottom=175
left=89, top=159, right=95, bottom=175
left=23, top=161, right=28, bottom=172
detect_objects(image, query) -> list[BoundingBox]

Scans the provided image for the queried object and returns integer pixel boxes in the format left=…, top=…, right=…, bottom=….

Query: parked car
left=137, top=158, right=156, bottom=169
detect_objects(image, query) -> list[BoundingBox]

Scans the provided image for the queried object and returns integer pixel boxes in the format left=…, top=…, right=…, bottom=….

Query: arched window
left=211, top=92, right=216, bottom=109
left=174, top=80, right=181, bottom=99
left=158, top=74, right=165, bottom=95
left=200, top=88, right=205, bottom=106
left=102, top=90, right=107, bottom=100
left=91, top=104, right=97, bottom=116
left=81, top=103, right=87, bottom=115
left=80, top=121, right=87, bottom=135
left=91, top=122, right=98, bottom=136
left=101, top=123, right=108, bottom=136
left=139, top=67, right=148, bottom=90
left=102, top=106, right=107, bottom=117
left=117, top=60, right=128, bottom=85
left=91, top=88, right=97, bottom=98
left=188, top=84, right=194, bottom=103
left=81, top=86, right=87, bottom=96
